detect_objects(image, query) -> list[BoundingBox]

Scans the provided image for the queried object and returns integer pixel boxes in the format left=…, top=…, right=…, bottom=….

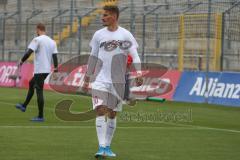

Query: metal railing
left=0, top=0, right=240, bottom=72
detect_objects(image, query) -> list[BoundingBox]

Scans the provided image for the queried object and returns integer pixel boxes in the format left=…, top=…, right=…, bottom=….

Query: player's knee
left=35, top=85, right=42, bottom=91
left=96, top=106, right=108, bottom=116
left=29, top=81, right=34, bottom=88
left=35, top=86, right=43, bottom=95
left=108, top=110, right=117, bottom=119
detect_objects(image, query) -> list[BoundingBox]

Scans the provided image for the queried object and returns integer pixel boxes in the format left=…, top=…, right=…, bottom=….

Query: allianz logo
left=189, top=77, right=240, bottom=99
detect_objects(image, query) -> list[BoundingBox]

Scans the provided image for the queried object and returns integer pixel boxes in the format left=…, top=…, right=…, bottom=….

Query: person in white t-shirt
left=83, top=5, right=143, bottom=158
left=15, top=23, right=58, bottom=122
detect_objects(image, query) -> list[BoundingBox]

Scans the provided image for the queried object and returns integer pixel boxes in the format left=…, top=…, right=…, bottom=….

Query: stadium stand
left=0, top=0, right=240, bottom=71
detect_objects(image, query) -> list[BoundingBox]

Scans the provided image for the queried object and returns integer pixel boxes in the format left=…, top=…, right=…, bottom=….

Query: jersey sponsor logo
left=190, top=77, right=240, bottom=99
left=100, top=40, right=132, bottom=52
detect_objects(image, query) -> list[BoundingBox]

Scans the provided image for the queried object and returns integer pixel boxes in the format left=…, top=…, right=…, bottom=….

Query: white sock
left=96, top=116, right=106, bottom=147
left=105, top=117, right=116, bottom=147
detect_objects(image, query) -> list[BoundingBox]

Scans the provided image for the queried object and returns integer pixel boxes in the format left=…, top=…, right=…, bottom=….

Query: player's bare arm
left=83, top=30, right=100, bottom=93
left=83, top=54, right=99, bottom=92
left=129, top=47, right=143, bottom=87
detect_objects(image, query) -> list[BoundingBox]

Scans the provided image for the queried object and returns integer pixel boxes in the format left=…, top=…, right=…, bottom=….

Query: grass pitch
left=0, top=87, right=240, bottom=160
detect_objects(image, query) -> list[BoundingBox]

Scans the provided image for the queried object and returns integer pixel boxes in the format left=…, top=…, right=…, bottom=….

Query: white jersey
left=28, top=35, right=58, bottom=74
left=89, top=26, right=139, bottom=83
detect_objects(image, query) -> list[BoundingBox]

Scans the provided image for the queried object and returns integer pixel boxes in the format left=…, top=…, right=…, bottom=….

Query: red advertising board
left=0, top=62, right=33, bottom=88
left=0, top=62, right=19, bottom=87
left=155, top=70, right=181, bottom=100
left=129, top=70, right=181, bottom=100
left=0, top=62, right=181, bottom=100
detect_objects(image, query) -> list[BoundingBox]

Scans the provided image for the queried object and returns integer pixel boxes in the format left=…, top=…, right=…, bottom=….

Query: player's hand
left=135, top=76, right=143, bottom=87
left=53, top=68, right=58, bottom=73
left=82, top=81, right=89, bottom=93
left=82, top=76, right=90, bottom=92
left=51, top=72, right=58, bottom=81
left=17, top=59, right=23, bottom=67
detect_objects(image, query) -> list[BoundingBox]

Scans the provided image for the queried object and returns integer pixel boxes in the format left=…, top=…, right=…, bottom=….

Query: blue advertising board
left=173, top=71, right=240, bottom=107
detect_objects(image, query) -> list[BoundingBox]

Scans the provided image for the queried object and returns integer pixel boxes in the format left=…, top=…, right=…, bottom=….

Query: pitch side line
left=0, top=126, right=190, bottom=129
left=0, top=101, right=240, bottom=134
left=0, top=125, right=240, bottom=134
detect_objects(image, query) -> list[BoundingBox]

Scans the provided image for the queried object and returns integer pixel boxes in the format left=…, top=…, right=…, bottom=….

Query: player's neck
left=107, top=23, right=119, bottom=32
left=38, top=32, right=46, bottom=36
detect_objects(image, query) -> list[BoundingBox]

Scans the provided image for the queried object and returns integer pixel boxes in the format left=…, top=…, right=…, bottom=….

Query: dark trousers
left=23, top=73, right=49, bottom=118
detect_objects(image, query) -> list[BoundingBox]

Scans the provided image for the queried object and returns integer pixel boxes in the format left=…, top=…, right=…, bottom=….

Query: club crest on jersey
left=100, top=40, right=132, bottom=52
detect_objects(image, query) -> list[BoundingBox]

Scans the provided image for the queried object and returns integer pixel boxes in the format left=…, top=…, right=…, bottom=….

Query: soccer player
left=82, top=5, right=143, bottom=158
left=15, top=23, right=58, bottom=122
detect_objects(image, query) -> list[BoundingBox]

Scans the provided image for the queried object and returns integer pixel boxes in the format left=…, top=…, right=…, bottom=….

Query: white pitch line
left=0, top=101, right=55, bottom=111
left=159, top=121, right=240, bottom=134
left=0, top=125, right=197, bottom=130
left=192, top=125, right=240, bottom=134
left=0, top=101, right=240, bottom=134
left=0, top=126, right=239, bottom=134
left=0, top=125, right=218, bottom=130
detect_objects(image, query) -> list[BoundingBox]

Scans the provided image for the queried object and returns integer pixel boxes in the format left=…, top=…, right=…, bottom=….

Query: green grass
left=0, top=87, right=240, bottom=160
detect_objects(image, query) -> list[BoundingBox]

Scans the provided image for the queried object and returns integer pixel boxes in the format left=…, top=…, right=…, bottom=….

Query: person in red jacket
left=124, top=54, right=137, bottom=106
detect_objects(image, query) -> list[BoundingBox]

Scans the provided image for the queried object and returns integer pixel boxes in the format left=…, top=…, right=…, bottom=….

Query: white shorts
left=91, top=81, right=125, bottom=112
